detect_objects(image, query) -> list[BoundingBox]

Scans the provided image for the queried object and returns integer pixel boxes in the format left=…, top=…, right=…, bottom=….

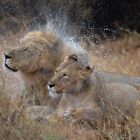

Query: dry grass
left=89, top=32, right=140, bottom=75
left=0, top=31, right=140, bottom=140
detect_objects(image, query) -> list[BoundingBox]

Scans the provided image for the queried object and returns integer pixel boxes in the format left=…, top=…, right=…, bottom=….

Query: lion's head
left=4, top=31, right=62, bottom=74
left=48, top=54, right=93, bottom=96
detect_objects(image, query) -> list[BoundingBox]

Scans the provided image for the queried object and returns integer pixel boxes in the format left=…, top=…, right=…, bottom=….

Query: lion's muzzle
left=4, top=53, right=17, bottom=72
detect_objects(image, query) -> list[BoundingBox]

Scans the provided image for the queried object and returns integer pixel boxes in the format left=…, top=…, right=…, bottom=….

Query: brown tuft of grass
left=0, top=72, right=66, bottom=140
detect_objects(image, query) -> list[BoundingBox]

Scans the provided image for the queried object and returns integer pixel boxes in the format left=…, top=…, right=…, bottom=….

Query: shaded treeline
left=0, top=0, right=140, bottom=37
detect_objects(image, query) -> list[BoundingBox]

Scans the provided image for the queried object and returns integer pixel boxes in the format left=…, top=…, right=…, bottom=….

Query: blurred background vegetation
left=0, top=0, right=140, bottom=38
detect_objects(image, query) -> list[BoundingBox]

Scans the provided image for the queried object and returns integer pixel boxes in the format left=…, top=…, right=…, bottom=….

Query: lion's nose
left=48, top=81, right=55, bottom=88
left=4, top=53, right=12, bottom=59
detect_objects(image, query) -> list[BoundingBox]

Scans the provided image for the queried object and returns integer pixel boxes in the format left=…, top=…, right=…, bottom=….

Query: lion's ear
left=68, top=54, right=78, bottom=61
left=79, top=66, right=94, bottom=78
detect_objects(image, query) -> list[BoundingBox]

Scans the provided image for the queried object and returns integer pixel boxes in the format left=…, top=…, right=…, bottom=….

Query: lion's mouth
left=5, top=63, right=17, bottom=72
left=5, top=59, right=17, bottom=72
left=48, top=86, right=62, bottom=99
left=4, top=53, right=17, bottom=72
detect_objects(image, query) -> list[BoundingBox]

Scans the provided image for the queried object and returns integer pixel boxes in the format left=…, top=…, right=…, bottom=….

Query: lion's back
left=103, top=82, right=140, bottom=114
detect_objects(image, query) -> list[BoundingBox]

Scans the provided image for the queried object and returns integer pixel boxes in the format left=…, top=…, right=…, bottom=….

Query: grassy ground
left=0, top=31, right=140, bottom=140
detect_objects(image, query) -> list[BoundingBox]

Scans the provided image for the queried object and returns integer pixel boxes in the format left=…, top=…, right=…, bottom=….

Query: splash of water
left=41, top=13, right=91, bottom=67
left=43, top=14, right=84, bottom=52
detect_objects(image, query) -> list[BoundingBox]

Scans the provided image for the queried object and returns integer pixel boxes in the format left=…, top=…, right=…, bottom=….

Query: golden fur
left=4, top=31, right=89, bottom=108
left=48, top=54, right=140, bottom=126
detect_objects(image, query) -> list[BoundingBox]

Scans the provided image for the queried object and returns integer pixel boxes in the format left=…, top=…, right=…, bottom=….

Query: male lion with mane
left=48, top=54, right=140, bottom=127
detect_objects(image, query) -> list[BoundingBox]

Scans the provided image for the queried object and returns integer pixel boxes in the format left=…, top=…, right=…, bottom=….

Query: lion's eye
left=62, top=74, right=69, bottom=79
left=61, top=73, right=69, bottom=81
left=54, top=69, right=58, bottom=74
left=23, top=48, right=28, bottom=51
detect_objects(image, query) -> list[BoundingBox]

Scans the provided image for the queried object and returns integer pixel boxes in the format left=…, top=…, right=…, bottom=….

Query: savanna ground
left=0, top=29, right=140, bottom=139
